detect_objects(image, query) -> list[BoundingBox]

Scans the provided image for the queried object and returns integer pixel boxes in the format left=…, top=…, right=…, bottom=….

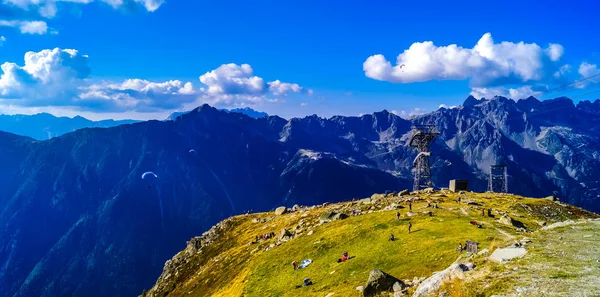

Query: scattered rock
left=393, top=281, right=404, bottom=292
left=398, top=190, right=410, bottom=196
left=252, top=218, right=261, bottom=223
left=498, top=215, right=525, bottom=229
left=384, top=203, right=404, bottom=211
left=477, top=248, right=489, bottom=256
left=324, top=293, right=334, bottom=297
left=362, top=269, right=403, bottom=297
left=489, top=247, right=527, bottom=263
left=275, top=206, right=287, bottom=215
left=356, top=286, right=364, bottom=293
left=359, top=198, right=373, bottom=205
left=278, top=228, right=293, bottom=242
left=545, top=195, right=559, bottom=201
left=319, top=211, right=349, bottom=223
left=413, top=263, right=474, bottom=297
left=422, top=187, right=435, bottom=194
left=407, top=212, right=417, bottom=217
left=371, top=194, right=385, bottom=201
left=541, top=219, right=581, bottom=230
left=292, top=204, right=300, bottom=211
left=307, top=230, right=314, bottom=236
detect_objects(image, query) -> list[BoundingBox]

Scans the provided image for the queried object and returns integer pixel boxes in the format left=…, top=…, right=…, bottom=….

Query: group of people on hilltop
left=255, top=232, right=275, bottom=243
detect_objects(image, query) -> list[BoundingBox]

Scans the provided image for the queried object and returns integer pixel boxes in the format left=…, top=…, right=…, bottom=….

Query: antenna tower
left=488, top=165, right=508, bottom=193
left=409, top=125, right=440, bottom=192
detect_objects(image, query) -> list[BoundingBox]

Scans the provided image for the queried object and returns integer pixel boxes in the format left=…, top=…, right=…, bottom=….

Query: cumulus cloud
left=0, top=36, right=5, bottom=46
left=268, top=80, right=301, bottom=96
left=0, top=49, right=310, bottom=114
left=0, top=48, right=198, bottom=112
left=0, top=20, right=47, bottom=34
left=300, top=102, right=308, bottom=107
left=199, top=63, right=266, bottom=96
left=364, top=33, right=569, bottom=93
left=196, top=63, right=308, bottom=107
left=575, top=62, right=600, bottom=89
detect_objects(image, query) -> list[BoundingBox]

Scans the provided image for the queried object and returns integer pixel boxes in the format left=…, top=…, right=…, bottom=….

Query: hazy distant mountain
left=226, top=107, right=269, bottom=118
left=1, top=97, right=599, bottom=297
left=167, top=107, right=269, bottom=121
left=0, top=113, right=139, bottom=140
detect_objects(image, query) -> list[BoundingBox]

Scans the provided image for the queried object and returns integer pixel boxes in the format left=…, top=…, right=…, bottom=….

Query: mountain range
left=0, top=96, right=599, bottom=297
left=0, top=113, right=139, bottom=140
left=0, top=108, right=268, bottom=140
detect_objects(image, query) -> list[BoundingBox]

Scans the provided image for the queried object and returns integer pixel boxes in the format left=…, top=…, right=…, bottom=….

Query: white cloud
left=470, top=85, right=540, bottom=100
left=0, top=49, right=310, bottom=114
left=0, top=36, right=5, bottom=46
left=196, top=63, right=308, bottom=108
left=576, top=62, right=600, bottom=89
left=199, top=63, right=265, bottom=96
left=300, top=102, right=308, bottom=107
left=579, top=62, right=599, bottom=77
left=554, top=64, right=571, bottom=78
left=363, top=33, right=566, bottom=89
left=307, top=89, right=314, bottom=96
left=267, top=80, right=302, bottom=96
left=545, top=44, right=564, bottom=62
left=0, top=0, right=164, bottom=36
left=2, top=0, right=164, bottom=16
left=0, top=20, right=48, bottom=34
left=0, top=48, right=197, bottom=112
left=394, top=108, right=426, bottom=119
left=438, top=104, right=458, bottom=109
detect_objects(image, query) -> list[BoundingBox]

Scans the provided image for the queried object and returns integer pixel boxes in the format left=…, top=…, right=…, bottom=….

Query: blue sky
left=0, top=0, right=599, bottom=120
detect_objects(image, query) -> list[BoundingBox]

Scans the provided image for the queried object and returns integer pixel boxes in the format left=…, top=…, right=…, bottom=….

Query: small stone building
left=449, top=180, right=468, bottom=192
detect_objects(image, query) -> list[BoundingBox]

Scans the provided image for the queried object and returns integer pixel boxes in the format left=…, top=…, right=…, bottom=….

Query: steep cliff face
left=0, top=105, right=409, bottom=297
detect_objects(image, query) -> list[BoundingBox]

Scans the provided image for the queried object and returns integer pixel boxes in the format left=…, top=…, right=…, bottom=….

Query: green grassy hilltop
left=143, top=190, right=599, bottom=297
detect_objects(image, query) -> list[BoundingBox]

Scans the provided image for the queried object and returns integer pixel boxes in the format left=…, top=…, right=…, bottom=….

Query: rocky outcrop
left=275, top=206, right=287, bottom=215
left=146, top=218, right=235, bottom=297
left=413, top=263, right=475, bottom=297
left=319, top=211, right=349, bottom=223
left=362, top=269, right=403, bottom=297
left=498, top=215, right=525, bottom=229
left=278, top=228, right=293, bottom=242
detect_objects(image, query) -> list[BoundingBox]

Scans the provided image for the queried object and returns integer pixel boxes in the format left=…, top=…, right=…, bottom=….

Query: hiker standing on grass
left=457, top=196, right=461, bottom=204
left=481, top=208, right=485, bottom=216
left=409, top=201, right=412, bottom=211
left=292, top=260, right=298, bottom=270
left=408, top=222, right=412, bottom=233
left=396, top=211, right=400, bottom=221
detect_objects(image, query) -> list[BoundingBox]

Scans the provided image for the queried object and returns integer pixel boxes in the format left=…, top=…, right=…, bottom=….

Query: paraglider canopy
left=142, top=171, right=158, bottom=179
left=189, top=149, right=196, bottom=153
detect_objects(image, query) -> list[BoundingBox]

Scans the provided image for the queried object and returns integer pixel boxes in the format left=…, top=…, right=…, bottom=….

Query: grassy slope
left=145, top=191, right=597, bottom=297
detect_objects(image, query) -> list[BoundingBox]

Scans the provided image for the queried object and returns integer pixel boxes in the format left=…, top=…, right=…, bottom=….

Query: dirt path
left=493, top=220, right=600, bottom=296
left=494, top=227, right=516, bottom=240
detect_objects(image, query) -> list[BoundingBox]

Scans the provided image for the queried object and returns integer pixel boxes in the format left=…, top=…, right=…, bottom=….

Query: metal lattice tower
left=488, top=165, right=508, bottom=193
left=409, top=125, right=440, bottom=192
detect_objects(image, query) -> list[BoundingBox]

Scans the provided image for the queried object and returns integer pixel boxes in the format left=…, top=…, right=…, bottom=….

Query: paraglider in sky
left=400, top=64, right=405, bottom=72
left=142, top=171, right=158, bottom=180
left=189, top=149, right=196, bottom=153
